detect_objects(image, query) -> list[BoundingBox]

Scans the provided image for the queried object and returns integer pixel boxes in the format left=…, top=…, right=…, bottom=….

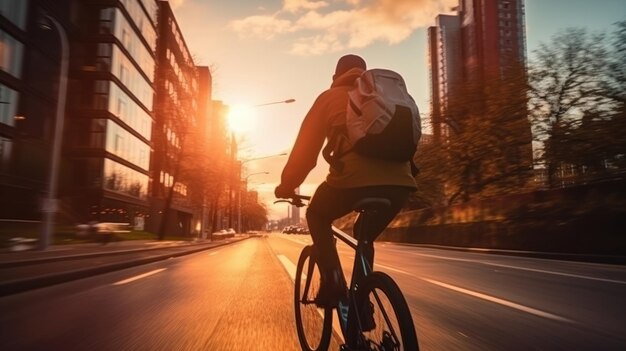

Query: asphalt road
left=1, top=234, right=625, bottom=350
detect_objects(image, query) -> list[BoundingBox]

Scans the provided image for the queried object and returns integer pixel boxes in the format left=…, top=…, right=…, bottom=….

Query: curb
left=0, top=237, right=249, bottom=297
left=385, top=242, right=626, bottom=265
left=0, top=241, right=215, bottom=269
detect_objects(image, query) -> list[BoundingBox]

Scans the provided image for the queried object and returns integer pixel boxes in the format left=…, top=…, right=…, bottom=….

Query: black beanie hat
left=334, top=54, right=366, bottom=79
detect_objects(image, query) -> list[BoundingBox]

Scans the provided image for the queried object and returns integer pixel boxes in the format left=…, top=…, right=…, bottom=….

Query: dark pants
left=306, top=182, right=411, bottom=274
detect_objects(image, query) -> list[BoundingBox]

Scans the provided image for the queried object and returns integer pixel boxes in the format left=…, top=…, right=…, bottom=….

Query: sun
left=227, top=105, right=257, bottom=134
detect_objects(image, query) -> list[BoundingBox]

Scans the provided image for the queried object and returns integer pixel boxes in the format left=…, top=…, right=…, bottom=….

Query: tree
left=529, top=22, right=626, bottom=187
left=427, top=61, right=533, bottom=204
left=410, top=136, right=447, bottom=208
left=241, top=195, right=268, bottom=232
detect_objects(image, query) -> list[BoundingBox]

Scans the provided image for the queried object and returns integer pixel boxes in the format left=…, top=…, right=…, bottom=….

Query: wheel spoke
left=295, top=247, right=332, bottom=351
left=371, top=288, right=401, bottom=346
left=357, top=272, right=419, bottom=351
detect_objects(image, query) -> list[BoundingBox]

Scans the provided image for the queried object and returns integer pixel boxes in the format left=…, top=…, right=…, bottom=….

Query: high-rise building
left=428, top=14, right=462, bottom=143
left=68, top=0, right=158, bottom=225
left=148, top=0, right=200, bottom=236
left=1, top=0, right=37, bottom=219
left=1, top=0, right=159, bottom=226
left=429, top=0, right=528, bottom=142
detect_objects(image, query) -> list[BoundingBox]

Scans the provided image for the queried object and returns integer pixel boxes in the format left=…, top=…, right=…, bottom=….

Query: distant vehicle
left=282, top=225, right=309, bottom=234
left=76, top=222, right=130, bottom=243
left=282, top=226, right=292, bottom=234
left=211, top=229, right=237, bottom=240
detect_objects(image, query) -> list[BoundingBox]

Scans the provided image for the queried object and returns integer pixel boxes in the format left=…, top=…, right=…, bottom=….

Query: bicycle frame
left=332, top=210, right=378, bottom=346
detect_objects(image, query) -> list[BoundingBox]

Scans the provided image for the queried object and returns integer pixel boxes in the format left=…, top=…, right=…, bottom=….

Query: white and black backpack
left=324, top=69, right=421, bottom=171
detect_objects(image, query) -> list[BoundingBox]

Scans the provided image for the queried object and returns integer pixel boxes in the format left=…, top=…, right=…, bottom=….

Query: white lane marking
left=377, top=262, right=576, bottom=324
left=376, top=263, right=411, bottom=275
left=113, top=268, right=166, bottom=285
left=412, top=252, right=626, bottom=285
left=208, top=251, right=220, bottom=256
left=422, top=278, right=575, bottom=324
left=277, top=254, right=344, bottom=342
left=281, top=235, right=312, bottom=246
left=278, top=254, right=298, bottom=281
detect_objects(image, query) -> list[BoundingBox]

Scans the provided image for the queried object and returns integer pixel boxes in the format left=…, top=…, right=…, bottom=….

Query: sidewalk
left=0, top=239, right=207, bottom=266
left=0, top=235, right=251, bottom=296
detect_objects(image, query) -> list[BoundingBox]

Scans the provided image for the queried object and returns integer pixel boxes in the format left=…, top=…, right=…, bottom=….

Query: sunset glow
left=227, top=105, right=256, bottom=134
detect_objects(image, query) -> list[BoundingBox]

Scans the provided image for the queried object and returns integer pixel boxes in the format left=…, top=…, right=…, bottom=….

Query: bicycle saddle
left=352, top=197, right=391, bottom=212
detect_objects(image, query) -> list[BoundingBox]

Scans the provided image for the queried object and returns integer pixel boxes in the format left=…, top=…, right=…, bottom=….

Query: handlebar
left=273, top=194, right=311, bottom=207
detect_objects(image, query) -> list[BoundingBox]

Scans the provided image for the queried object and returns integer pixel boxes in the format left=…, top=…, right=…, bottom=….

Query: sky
left=168, top=0, right=626, bottom=219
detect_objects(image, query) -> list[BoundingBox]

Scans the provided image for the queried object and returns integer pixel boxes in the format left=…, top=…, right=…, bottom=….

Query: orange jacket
left=281, top=68, right=417, bottom=190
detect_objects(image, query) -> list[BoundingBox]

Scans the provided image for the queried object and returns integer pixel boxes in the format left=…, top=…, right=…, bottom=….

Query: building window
left=99, top=8, right=114, bottom=34
left=101, top=7, right=155, bottom=82
left=103, top=158, right=149, bottom=199
left=94, top=80, right=152, bottom=140
left=0, top=83, right=19, bottom=126
left=105, top=119, right=150, bottom=171
left=0, top=137, right=12, bottom=171
left=0, top=0, right=28, bottom=29
left=117, top=0, right=157, bottom=51
left=0, top=30, right=24, bottom=78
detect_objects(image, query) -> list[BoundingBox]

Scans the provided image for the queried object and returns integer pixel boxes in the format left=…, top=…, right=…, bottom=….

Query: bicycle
left=275, top=195, right=419, bottom=351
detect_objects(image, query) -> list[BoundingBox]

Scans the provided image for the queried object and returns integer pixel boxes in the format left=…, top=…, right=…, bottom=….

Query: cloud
left=284, top=0, right=330, bottom=13
left=169, top=0, right=185, bottom=9
left=230, top=0, right=457, bottom=55
left=230, top=15, right=295, bottom=39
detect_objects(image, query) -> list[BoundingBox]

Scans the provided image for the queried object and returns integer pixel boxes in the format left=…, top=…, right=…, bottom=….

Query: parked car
left=282, top=226, right=293, bottom=234
left=282, top=225, right=309, bottom=234
left=211, top=229, right=233, bottom=240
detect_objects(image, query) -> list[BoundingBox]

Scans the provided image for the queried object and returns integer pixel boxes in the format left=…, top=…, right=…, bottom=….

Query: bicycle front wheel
left=294, top=246, right=333, bottom=351
left=355, top=272, right=419, bottom=351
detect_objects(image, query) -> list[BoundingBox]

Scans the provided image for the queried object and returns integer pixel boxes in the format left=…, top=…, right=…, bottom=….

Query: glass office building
left=0, top=0, right=158, bottom=225
left=67, top=0, right=158, bottom=224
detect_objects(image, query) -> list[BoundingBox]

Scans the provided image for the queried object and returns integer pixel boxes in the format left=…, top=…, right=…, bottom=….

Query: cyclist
left=275, top=54, right=418, bottom=307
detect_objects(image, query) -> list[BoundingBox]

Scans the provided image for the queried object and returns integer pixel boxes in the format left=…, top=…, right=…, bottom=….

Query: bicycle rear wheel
left=355, top=272, right=419, bottom=351
left=294, top=246, right=333, bottom=351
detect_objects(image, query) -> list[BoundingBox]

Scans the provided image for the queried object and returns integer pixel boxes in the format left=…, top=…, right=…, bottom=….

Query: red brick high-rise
left=429, top=0, right=528, bottom=143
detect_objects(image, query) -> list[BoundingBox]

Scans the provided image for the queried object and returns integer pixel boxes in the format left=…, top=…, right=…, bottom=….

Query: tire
left=294, top=246, right=333, bottom=351
left=354, top=272, right=419, bottom=351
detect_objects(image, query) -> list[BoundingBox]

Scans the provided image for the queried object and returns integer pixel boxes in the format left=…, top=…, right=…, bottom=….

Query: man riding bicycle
left=275, top=54, right=418, bottom=308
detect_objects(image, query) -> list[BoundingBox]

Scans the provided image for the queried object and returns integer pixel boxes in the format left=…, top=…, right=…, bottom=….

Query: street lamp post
left=238, top=171, right=269, bottom=233
left=227, top=98, right=294, bottom=232
left=254, top=99, right=295, bottom=107
left=39, top=13, right=69, bottom=250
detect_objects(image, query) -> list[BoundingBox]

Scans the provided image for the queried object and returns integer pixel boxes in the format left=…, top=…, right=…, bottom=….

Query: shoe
left=315, top=269, right=347, bottom=308
left=359, top=301, right=376, bottom=332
